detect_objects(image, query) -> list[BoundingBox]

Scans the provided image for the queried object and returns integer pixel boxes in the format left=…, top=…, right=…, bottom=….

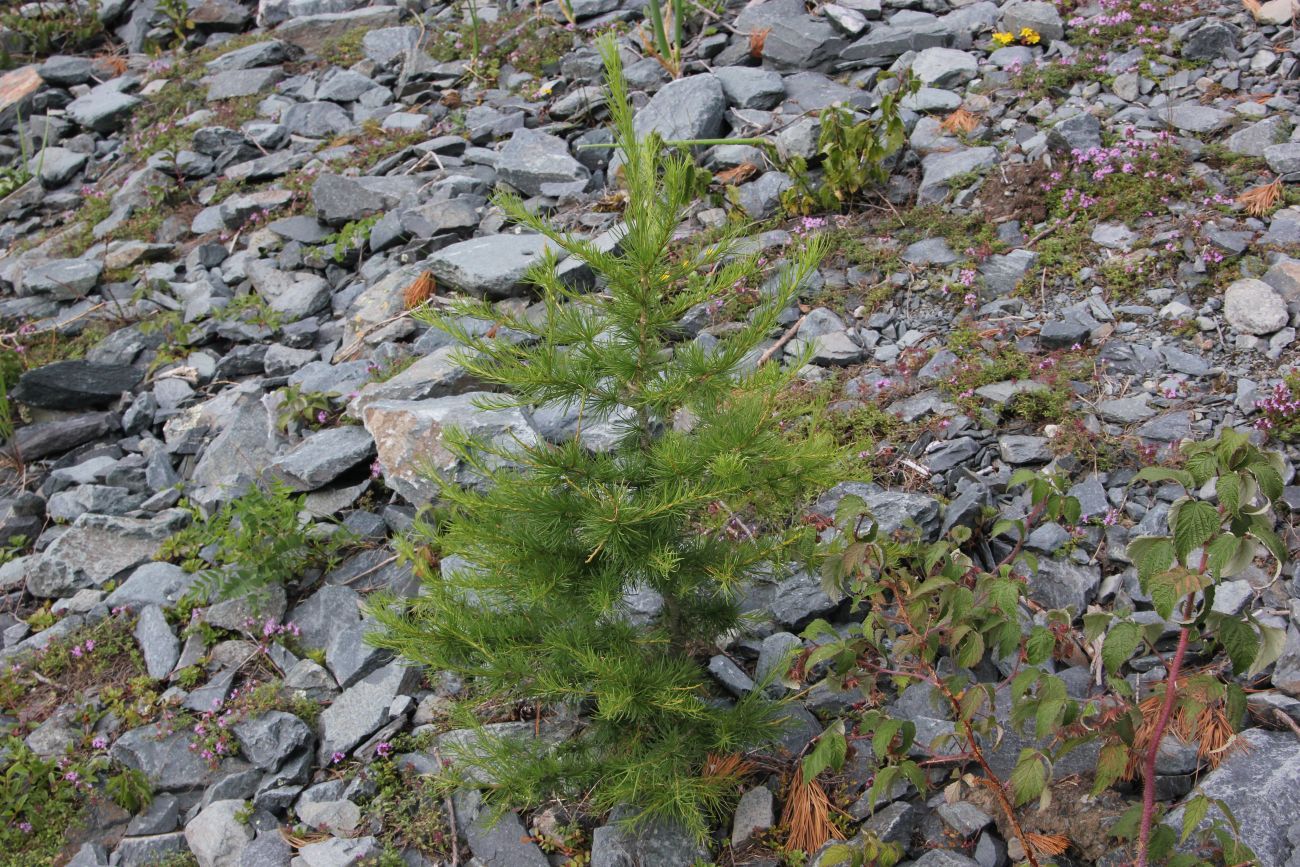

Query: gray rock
left=317, top=663, right=416, bottom=762
left=247, top=260, right=331, bottom=319
left=458, top=794, right=549, bottom=866
left=714, top=67, right=785, bottom=110
left=206, top=39, right=289, bottom=71
left=112, top=723, right=229, bottom=792
left=732, top=786, right=774, bottom=846
left=13, top=360, right=140, bottom=410
left=1164, top=728, right=1300, bottom=865
left=186, top=800, right=254, bottom=867
left=1166, top=105, right=1233, bottom=134
left=270, top=426, right=375, bottom=491
left=206, top=67, right=283, bottom=101
left=114, top=833, right=189, bottom=866
left=812, top=482, right=942, bottom=540
left=66, top=89, right=141, bottom=132
left=926, top=436, right=981, bottom=472
left=1024, top=557, right=1099, bottom=613
left=918, top=147, right=998, bottom=203
left=1091, top=222, right=1137, bottom=250
left=1050, top=113, right=1101, bottom=152
left=12, top=412, right=118, bottom=462
left=361, top=26, right=419, bottom=66
left=362, top=393, right=539, bottom=504
left=913, top=851, right=981, bottom=867
left=734, top=0, right=845, bottom=69
left=31, top=146, right=88, bottom=188
left=1181, top=21, right=1237, bottom=60
left=902, top=237, right=958, bottom=265
left=294, top=836, right=378, bottom=867
left=134, top=604, right=179, bottom=680
left=497, top=128, right=589, bottom=197
left=1039, top=318, right=1092, bottom=349
left=633, top=73, right=726, bottom=142
left=979, top=249, right=1037, bottom=294
left=21, top=258, right=102, bottom=299
left=998, top=0, right=1064, bottom=41
left=297, top=799, right=362, bottom=835
left=316, top=69, right=378, bottom=103
left=842, top=20, right=951, bottom=64
left=281, top=101, right=354, bottom=138
left=28, top=511, right=187, bottom=598
left=127, top=793, right=181, bottom=836
left=1224, top=278, right=1288, bottom=335
left=1097, top=395, right=1155, bottom=424
left=239, top=831, right=293, bottom=867
left=325, top=616, right=390, bottom=688
left=911, top=47, right=978, bottom=88
left=232, top=711, right=314, bottom=770
left=1227, top=116, right=1287, bottom=158
left=590, top=816, right=708, bottom=867
left=426, top=233, right=557, bottom=299
left=311, top=174, right=390, bottom=227
left=755, top=631, right=801, bottom=697
left=768, top=569, right=842, bottom=629
left=998, top=435, right=1051, bottom=464
left=38, top=55, right=95, bottom=85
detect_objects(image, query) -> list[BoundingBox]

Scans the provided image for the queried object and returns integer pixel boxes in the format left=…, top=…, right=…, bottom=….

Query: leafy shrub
left=367, top=36, right=839, bottom=838
left=160, top=484, right=350, bottom=601
left=0, top=0, right=103, bottom=65
left=0, top=737, right=151, bottom=864
left=782, top=75, right=917, bottom=216
left=804, top=431, right=1286, bottom=867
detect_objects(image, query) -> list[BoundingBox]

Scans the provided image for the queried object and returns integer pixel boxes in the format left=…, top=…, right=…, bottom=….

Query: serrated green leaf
left=1083, top=611, right=1112, bottom=643
left=955, top=628, right=984, bottom=669
left=1247, top=515, right=1287, bottom=566
left=1102, top=622, right=1141, bottom=674
left=1132, top=466, right=1194, bottom=489
left=1010, top=749, right=1049, bottom=806
left=873, top=717, right=901, bottom=760
left=1171, top=499, right=1220, bottom=561
left=1180, top=794, right=1210, bottom=844
left=1185, top=450, right=1218, bottom=487
left=803, top=720, right=847, bottom=779
left=1063, top=496, right=1082, bottom=526
left=1126, top=535, right=1175, bottom=586
left=1093, top=742, right=1129, bottom=795
left=1216, top=471, right=1241, bottom=516
left=1205, top=532, right=1255, bottom=580
left=1214, top=614, right=1261, bottom=674
left=990, top=518, right=1018, bottom=540
left=868, top=765, right=898, bottom=812
left=1148, top=570, right=1184, bottom=621
left=1248, top=622, right=1287, bottom=678
left=1248, top=461, right=1284, bottom=502
left=1008, top=468, right=1038, bottom=490
left=1025, top=626, right=1055, bottom=665
left=986, top=578, right=1020, bottom=617
left=1109, top=802, right=1143, bottom=841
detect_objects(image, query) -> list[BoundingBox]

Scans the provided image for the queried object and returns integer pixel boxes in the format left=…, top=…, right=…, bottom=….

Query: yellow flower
left=1019, top=27, right=1041, bottom=45
left=991, top=31, right=1015, bottom=46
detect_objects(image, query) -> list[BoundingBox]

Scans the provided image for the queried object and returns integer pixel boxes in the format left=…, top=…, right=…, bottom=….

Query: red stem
left=1135, top=573, right=1202, bottom=866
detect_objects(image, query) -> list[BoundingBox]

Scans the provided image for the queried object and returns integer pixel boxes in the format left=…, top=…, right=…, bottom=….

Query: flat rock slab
left=0, top=66, right=42, bottom=129
left=13, top=360, right=142, bottom=410
left=1165, top=728, right=1300, bottom=865
left=270, top=425, right=376, bottom=491
left=426, top=233, right=557, bottom=298
left=27, top=510, right=189, bottom=598
left=362, top=392, right=538, bottom=505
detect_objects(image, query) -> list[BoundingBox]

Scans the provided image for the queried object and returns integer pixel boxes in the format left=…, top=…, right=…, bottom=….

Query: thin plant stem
left=1135, top=593, right=1196, bottom=866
